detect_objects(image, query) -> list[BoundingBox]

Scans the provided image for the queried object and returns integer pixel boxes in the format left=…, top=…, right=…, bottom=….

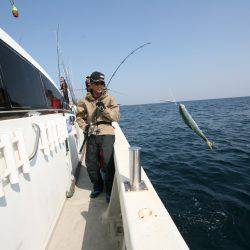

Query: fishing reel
left=87, top=122, right=94, bottom=136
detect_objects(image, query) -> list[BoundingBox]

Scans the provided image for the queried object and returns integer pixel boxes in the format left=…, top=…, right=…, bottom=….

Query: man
left=45, top=90, right=61, bottom=109
left=60, top=76, right=69, bottom=104
left=76, top=71, right=120, bottom=202
left=85, top=76, right=90, bottom=92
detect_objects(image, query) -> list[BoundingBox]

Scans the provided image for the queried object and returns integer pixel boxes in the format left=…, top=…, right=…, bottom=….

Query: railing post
left=124, top=146, right=147, bottom=192
left=129, top=147, right=141, bottom=190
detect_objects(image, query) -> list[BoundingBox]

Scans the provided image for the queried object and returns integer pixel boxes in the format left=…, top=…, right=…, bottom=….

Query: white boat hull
left=0, top=113, right=83, bottom=250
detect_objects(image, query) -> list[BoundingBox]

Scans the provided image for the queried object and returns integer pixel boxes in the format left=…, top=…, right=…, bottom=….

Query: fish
left=179, top=104, right=214, bottom=149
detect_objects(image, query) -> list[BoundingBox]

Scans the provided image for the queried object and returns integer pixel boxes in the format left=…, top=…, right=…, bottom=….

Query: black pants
left=85, top=135, right=115, bottom=194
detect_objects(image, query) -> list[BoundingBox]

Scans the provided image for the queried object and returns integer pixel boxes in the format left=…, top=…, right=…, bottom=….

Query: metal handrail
left=0, top=108, right=71, bottom=114
left=28, top=123, right=41, bottom=161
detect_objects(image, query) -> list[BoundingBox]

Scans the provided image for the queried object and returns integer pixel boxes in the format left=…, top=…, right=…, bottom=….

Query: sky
left=1, top=0, right=250, bottom=105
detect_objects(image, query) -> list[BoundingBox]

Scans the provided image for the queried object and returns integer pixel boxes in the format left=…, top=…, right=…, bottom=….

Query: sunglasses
left=93, top=81, right=105, bottom=86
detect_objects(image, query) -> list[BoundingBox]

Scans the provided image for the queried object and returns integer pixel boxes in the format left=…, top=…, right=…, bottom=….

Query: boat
left=0, top=27, right=189, bottom=250
left=159, top=99, right=175, bottom=103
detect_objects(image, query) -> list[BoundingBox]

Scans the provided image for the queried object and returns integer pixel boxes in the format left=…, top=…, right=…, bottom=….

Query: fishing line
left=169, top=88, right=178, bottom=106
left=73, top=88, right=127, bottom=96
left=107, top=89, right=127, bottom=96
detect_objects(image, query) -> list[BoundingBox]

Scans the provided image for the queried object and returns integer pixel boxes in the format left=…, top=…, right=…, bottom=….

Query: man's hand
left=96, top=101, right=105, bottom=112
left=83, top=124, right=90, bottom=133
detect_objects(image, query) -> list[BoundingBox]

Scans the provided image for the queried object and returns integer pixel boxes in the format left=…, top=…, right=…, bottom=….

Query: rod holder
left=124, top=146, right=148, bottom=192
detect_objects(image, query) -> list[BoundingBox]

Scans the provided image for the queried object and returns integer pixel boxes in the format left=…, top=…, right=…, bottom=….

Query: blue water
left=119, top=96, right=250, bottom=250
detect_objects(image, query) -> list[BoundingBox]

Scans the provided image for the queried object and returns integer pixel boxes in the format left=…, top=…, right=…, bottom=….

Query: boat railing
left=105, top=122, right=189, bottom=250
left=28, top=123, right=41, bottom=161
left=0, top=114, right=70, bottom=197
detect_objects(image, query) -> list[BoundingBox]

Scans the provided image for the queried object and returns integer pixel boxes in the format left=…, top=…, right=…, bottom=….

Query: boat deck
left=47, top=165, right=117, bottom=250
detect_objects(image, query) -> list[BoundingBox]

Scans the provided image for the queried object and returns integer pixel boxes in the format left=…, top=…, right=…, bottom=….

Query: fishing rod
left=56, top=24, right=61, bottom=86
left=107, top=42, right=151, bottom=88
left=61, top=62, right=78, bottom=105
left=56, top=25, right=77, bottom=105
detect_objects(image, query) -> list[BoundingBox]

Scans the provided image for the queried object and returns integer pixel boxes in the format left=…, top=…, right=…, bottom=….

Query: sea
left=119, top=96, right=250, bottom=250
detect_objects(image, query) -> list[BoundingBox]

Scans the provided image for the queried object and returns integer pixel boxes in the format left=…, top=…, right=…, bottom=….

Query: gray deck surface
left=47, top=165, right=117, bottom=250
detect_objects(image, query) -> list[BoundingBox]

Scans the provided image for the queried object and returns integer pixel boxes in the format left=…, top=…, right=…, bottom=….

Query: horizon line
left=120, top=95, right=250, bottom=106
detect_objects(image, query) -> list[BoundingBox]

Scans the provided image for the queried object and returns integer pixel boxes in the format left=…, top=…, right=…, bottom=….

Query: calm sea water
left=119, top=96, right=250, bottom=250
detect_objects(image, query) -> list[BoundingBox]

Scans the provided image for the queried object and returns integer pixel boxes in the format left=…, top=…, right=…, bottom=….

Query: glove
left=96, top=101, right=105, bottom=112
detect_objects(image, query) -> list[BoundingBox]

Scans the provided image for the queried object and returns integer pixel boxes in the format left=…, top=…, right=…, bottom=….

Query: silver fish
left=179, top=104, right=213, bottom=149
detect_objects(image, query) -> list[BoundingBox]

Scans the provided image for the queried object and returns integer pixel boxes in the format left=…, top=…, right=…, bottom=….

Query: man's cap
left=90, top=71, right=105, bottom=83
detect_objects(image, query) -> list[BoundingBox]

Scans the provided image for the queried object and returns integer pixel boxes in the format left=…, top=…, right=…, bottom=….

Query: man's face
left=92, top=81, right=105, bottom=95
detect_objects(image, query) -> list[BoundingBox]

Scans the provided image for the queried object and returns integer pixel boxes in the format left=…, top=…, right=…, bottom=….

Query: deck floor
left=47, top=165, right=117, bottom=250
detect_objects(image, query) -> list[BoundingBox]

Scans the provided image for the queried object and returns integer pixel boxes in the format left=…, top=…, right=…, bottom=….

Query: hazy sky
left=1, top=0, right=250, bottom=104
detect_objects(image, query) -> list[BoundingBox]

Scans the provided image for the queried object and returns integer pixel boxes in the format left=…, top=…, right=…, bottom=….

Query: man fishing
left=85, top=76, right=90, bottom=92
left=76, top=71, right=120, bottom=203
left=60, top=76, right=69, bottom=104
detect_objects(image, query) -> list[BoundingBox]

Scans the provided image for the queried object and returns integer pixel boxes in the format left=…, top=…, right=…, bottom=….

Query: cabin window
left=0, top=40, right=47, bottom=109
left=41, top=74, right=62, bottom=109
left=0, top=62, right=10, bottom=109
left=0, top=85, right=9, bottom=108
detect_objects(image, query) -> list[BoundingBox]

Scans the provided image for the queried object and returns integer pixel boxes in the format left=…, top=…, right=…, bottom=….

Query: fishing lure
left=9, top=0, right=19, bottom=18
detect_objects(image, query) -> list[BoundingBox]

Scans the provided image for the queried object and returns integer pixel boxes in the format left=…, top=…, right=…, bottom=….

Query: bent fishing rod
left=106, top=42, right=151, bottom=88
